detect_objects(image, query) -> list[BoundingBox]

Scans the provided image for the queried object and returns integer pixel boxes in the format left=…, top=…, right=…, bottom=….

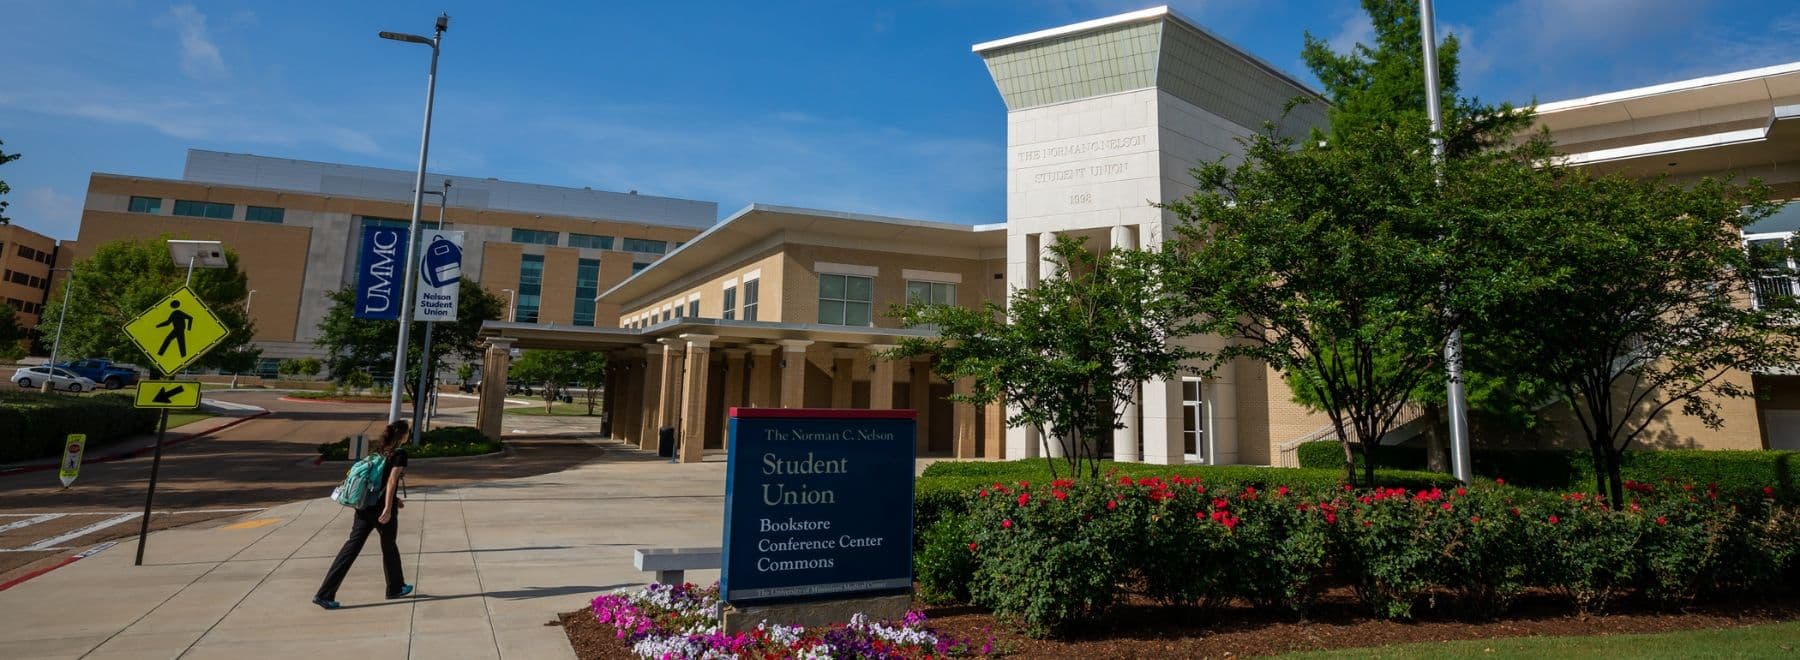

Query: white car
left=10, top=366, right=99, bottom=393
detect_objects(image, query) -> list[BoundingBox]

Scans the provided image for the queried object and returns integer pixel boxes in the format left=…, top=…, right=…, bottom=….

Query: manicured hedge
left=919, top=476, right=1798, bottom=636
left=317, top=425, right=500, bottom=460
left=0, top=390, right=160, bottom=463
left=1295, top=441, right=1798, bottom=500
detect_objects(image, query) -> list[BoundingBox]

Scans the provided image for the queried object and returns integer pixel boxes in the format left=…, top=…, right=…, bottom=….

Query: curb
left=0, top=542, right=116, bottom=592
left=0, top=412, right=271, bottom=475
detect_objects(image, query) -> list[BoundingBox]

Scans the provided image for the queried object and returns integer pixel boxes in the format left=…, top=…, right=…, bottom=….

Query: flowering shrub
left=590, top=582, right=996, bottom=659
left=926, top=471, right=1800, bottom=635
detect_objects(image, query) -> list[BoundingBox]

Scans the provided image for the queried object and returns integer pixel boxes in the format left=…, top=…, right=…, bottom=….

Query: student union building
left=54, top=7, right=1800, bottom=464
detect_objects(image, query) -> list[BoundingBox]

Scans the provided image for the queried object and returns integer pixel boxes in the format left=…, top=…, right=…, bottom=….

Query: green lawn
left=505, top=400, right=601, bottom=417
left=165, top=411, right=216, bottom=429
left=1277, top=621, right=1800, bottom=659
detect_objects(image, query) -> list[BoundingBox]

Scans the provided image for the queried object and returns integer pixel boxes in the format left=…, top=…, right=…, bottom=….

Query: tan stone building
left=0, top=223, right=61, bottom=332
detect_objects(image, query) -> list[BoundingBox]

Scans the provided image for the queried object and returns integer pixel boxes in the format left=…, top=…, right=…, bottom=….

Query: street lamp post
left=41, top=267, right=75, bottom=392
left=501, top=288, right=516, bottom=322
left=411, top=180, right=450, bottom=444
left=231, top=290, right=256, bottom=388
left=380, top=13, right=449, bottom=426
left=1419, top=0, right=1471, bottom=484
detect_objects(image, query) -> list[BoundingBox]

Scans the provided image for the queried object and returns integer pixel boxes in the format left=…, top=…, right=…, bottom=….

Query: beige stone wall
left=0, top=224, right=60, bottom=328
left=1533, top=367, right=1766, bottom=451
left=778, top=244, right=994, bottom=328
left=621, top=247, right=786, bottom=324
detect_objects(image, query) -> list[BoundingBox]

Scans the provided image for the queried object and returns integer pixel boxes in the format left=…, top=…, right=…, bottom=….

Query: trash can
left=657, top=426, right=677, bottom=458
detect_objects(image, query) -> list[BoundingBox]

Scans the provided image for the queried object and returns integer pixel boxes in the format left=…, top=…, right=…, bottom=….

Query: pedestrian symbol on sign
left=155, top=300, right=195, bottom=357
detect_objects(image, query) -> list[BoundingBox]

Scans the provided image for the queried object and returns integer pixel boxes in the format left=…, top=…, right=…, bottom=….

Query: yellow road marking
left=223, top=518, right=279, bottom=530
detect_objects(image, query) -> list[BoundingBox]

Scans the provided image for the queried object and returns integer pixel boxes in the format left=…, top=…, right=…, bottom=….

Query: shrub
left=915, top=516, right=976, bottom=606
left=0, top=390, right=159, bottom=462
left=919, top=459, right=1457, bottom=490
left=316, top=425, right=499, bottom=460
left=1295, top=441, right=1799, bottom=500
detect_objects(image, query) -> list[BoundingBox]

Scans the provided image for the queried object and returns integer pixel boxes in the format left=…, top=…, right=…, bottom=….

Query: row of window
left=14, top=243, right=53, bottom=265
left=4, top=269, right=48, bottom=290
left=4, top=298, right=42, bottom=315
left=508, top=228, right=673, bottom=254
left=129, top=196, right=285, bottom=224
left=619, top=275, right=954, bottom=329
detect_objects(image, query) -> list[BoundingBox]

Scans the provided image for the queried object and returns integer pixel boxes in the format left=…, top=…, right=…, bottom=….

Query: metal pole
left=387, top=17, right=446, bottom=424
left=134, top=409, right=169, bottom=566
left=1419, top=0, right=1471, bottom=485
left=43, top=269, right=74, bottom=392
left=185, top=254, right=196, bottom=287
left=410, top=181, right=449, bottom=445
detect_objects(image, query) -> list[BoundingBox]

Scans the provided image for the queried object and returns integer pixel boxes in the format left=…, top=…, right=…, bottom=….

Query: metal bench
left=633, top=546, right=722, bottom=585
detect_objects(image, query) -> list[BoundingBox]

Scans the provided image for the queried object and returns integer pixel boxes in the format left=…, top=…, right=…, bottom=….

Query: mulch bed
left=561, top=587, right=1800, bottom=658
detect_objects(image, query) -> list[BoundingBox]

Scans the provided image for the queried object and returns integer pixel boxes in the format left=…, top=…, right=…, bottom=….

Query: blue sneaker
left=387, top=584, right=414, bottom=599
left=312, top=597, right=340, bottom=610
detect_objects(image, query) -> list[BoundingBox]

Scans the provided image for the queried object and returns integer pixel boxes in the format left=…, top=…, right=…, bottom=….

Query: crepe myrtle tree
left=509, top=349, right=605, bottom=414
left=889, top=235, right=1198, bottom=481
left=1481, top=171, right=1799, bottom=508
left=314, top=282, right=505, bottom=401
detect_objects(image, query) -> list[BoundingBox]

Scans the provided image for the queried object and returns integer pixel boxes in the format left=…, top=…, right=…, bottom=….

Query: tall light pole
left=411, top=179, right=450, bottom=444
left=231, top=290, right=256, bottom=388
left=41, top=267, right=75, bottom=392
left=501, top=288, right=516, bottom=322
left=380, top=13, right=449, bottom=425
left=1419, top=0, right=1471, bottom=484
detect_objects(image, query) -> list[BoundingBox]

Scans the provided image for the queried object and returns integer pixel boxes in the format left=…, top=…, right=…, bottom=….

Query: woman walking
left=313, top=420, right=413, bottom=609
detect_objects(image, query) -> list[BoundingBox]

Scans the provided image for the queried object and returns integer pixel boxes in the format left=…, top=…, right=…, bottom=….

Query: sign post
left=58, top=434, right=88, bottom=488
left=719, top=408, right=916, bottom=632
left=121, top=287, right=229, bottom=566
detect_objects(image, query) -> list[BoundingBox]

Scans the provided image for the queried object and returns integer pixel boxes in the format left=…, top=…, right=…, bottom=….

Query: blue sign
left=355, top=226, right=409, bottom=320
left=721, top=408, right=917, bottom=604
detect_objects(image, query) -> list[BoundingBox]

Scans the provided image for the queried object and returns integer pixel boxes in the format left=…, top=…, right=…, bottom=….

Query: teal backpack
left=331, top=453, right=387, bottom=508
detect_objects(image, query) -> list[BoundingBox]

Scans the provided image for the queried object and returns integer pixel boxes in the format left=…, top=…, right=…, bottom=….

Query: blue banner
left=355, top=225, right=409, bottom=320
left=721, top=408, right=917, bottom=605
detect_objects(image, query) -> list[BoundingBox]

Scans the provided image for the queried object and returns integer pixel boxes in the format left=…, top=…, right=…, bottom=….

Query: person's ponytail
left=378, top=421, right=408, bottom=458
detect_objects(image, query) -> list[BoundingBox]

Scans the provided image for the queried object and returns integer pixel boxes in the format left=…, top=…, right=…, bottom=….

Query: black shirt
left=365, top=449, right=408, bottom=509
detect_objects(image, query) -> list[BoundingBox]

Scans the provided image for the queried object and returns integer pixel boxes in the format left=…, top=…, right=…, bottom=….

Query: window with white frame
left=722, top=281, right=738, bottom=320
left=687, top=296, right=700, bottom=318
left=818, top=273, right=873, bottom=326
left=742, top=277, right=760, bottom=321
left=1182, top=378, right=1207, bottom=463
left=1747, top=232, right=1797, bottom=308
left=904, top=280, right=956, bottom=306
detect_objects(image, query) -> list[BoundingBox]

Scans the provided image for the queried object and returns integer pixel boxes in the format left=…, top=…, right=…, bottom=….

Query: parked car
left=11, top=366, right=100, bottom=392
left=56, top=359, right=141, bottom=390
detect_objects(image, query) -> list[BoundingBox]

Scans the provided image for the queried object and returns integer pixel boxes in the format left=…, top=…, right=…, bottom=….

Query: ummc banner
left=355, top=225, right=409, bottom=320
left=415, top=230, right=464, bottom=322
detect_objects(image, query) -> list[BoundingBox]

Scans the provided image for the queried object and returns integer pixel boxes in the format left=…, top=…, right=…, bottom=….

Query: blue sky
left=2, top=1, right=1797, bottom=240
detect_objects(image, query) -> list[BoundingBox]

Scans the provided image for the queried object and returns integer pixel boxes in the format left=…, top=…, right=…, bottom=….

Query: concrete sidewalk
left=0, top=442, right=727, bottom=659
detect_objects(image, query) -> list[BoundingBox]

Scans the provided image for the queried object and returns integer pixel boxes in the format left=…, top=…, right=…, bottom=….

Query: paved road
left=0, top=392, right=609, bottom=580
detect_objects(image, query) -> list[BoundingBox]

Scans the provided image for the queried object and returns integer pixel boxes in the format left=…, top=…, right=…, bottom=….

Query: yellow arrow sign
left=135, top=380, right=203, bottom=409
left=123, top=287, right=231, bottom=376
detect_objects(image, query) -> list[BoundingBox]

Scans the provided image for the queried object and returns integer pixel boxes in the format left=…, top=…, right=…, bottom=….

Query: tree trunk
left=1341, top=436, right=1357, bottom=486
left=1588, top=443, right=1609, bottom=500
left=1603, top=447, right=1626, bottom=509
left=1422, top=404, right=1448, bottom=473
left=1361, top=441, right=1376, bottom=488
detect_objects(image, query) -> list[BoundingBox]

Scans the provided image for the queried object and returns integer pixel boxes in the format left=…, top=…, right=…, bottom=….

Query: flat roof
left=478, top=318, right=938, bottom=352
left=1538, top=61, right=1800, bottom=114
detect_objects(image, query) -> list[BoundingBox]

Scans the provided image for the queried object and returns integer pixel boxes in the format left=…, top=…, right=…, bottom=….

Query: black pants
left=316, top=505, right=404, bottom=600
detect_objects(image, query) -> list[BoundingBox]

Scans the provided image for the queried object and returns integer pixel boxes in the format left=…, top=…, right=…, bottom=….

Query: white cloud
left=16, top=186, right=80, bottom=234
left=1325, top=13, right=1374, bottom=55
left=163, top=4, right=227, bottom=80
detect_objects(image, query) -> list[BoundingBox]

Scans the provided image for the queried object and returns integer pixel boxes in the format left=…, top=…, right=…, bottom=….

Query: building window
left=254, top=358, right=282, bottom=378
left=172, top=200, right=234, bottom=220
left=245, top=206, right=285, bottom=223
left=128, top=196, right=162, bottom=214
left=817, top=273, right=873, bottom=326
left=905, top=280, right=956, bottom=306
left=516, top=254, right=544, bottom=323
left=632, top=262, right=650, bottom=273
left=622, top=238, right=667, bottom=254
left=1182, top=378, right=1207, bottom=463
left=722, top=285, right=737, bottom=321
left=574, top=258, right=599, bottom=327
left=687, top=298, right=700, bottom=318
left=511, top=228, right=559, bottom=245
left=568, top=233, right=613, bottom=250
left=1748, top=233, right=1797, bottom=308
left=14, top=244, right=53, bottom=265
left=742, top=279, right=760, bottom=321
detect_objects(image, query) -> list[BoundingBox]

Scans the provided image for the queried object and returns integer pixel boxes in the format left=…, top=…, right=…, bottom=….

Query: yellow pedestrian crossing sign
left=136, top=380, right=203, bottom=409
left=123, top=287, right=231, bottom=376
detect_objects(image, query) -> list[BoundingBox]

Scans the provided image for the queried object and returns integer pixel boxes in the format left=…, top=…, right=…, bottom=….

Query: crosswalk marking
left=0, top=514, right=64, bottom=534
left=23, top=513, right=142, bottom=551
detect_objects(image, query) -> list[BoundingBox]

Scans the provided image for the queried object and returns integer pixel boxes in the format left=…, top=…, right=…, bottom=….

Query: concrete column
left=1005, top=409, right=1040, bottom=459
left=1038, top=231, right=1060, bottom=280
left=831, top=347, right=858, bottom=409
left=1208, top=360, right=1240, bottom=465
left=721, top=348, right=748, bottom=448
left=985, top=401, right=1006, bottom=459
left=475, top=337, right=514, bottom=441
left=868, top=345, right=897, bottom=410
left=679, top=334, right=716, bottom=463
left=657, top=339, right=686, bottom=440
left=954, top=376, right=977, bottom=459
left=603, top=358, right=623, bottom=440
left=779, top=339, right=813, bottom=408
left=908, top=356, right=931, bottom=454
left=1110, top=223, right=1143, bottom=462
left=747, top=344, right=777, bottom=408
left=620, top=355, right=643, bottom=446
left=639, top=343, right=666, bottom=451
left=1141, top=376, right=1186, bottom=465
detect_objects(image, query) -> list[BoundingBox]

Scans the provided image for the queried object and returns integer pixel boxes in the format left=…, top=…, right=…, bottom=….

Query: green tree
left=276, top=357, right=322, bottom=379
left=0, top=140, right=18, bottom=225
left=0, top=303, right=26, bottom=361
left=215, top=345, right=263, bottom=388
left=891, top=235, right=1197, bottom=480
left=313, top=282, right=505, bottom=402
left=1482, top=173, right=1798, bottom=507
left=39, top=236, right=255, bottom=373
left=511, top=350, right=579, bottom=413
left=571, top=352, right=608, bottom=415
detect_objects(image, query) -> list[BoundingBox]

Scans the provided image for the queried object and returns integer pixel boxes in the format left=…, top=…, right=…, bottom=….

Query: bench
left=633, top=546, right=722, bottom=585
